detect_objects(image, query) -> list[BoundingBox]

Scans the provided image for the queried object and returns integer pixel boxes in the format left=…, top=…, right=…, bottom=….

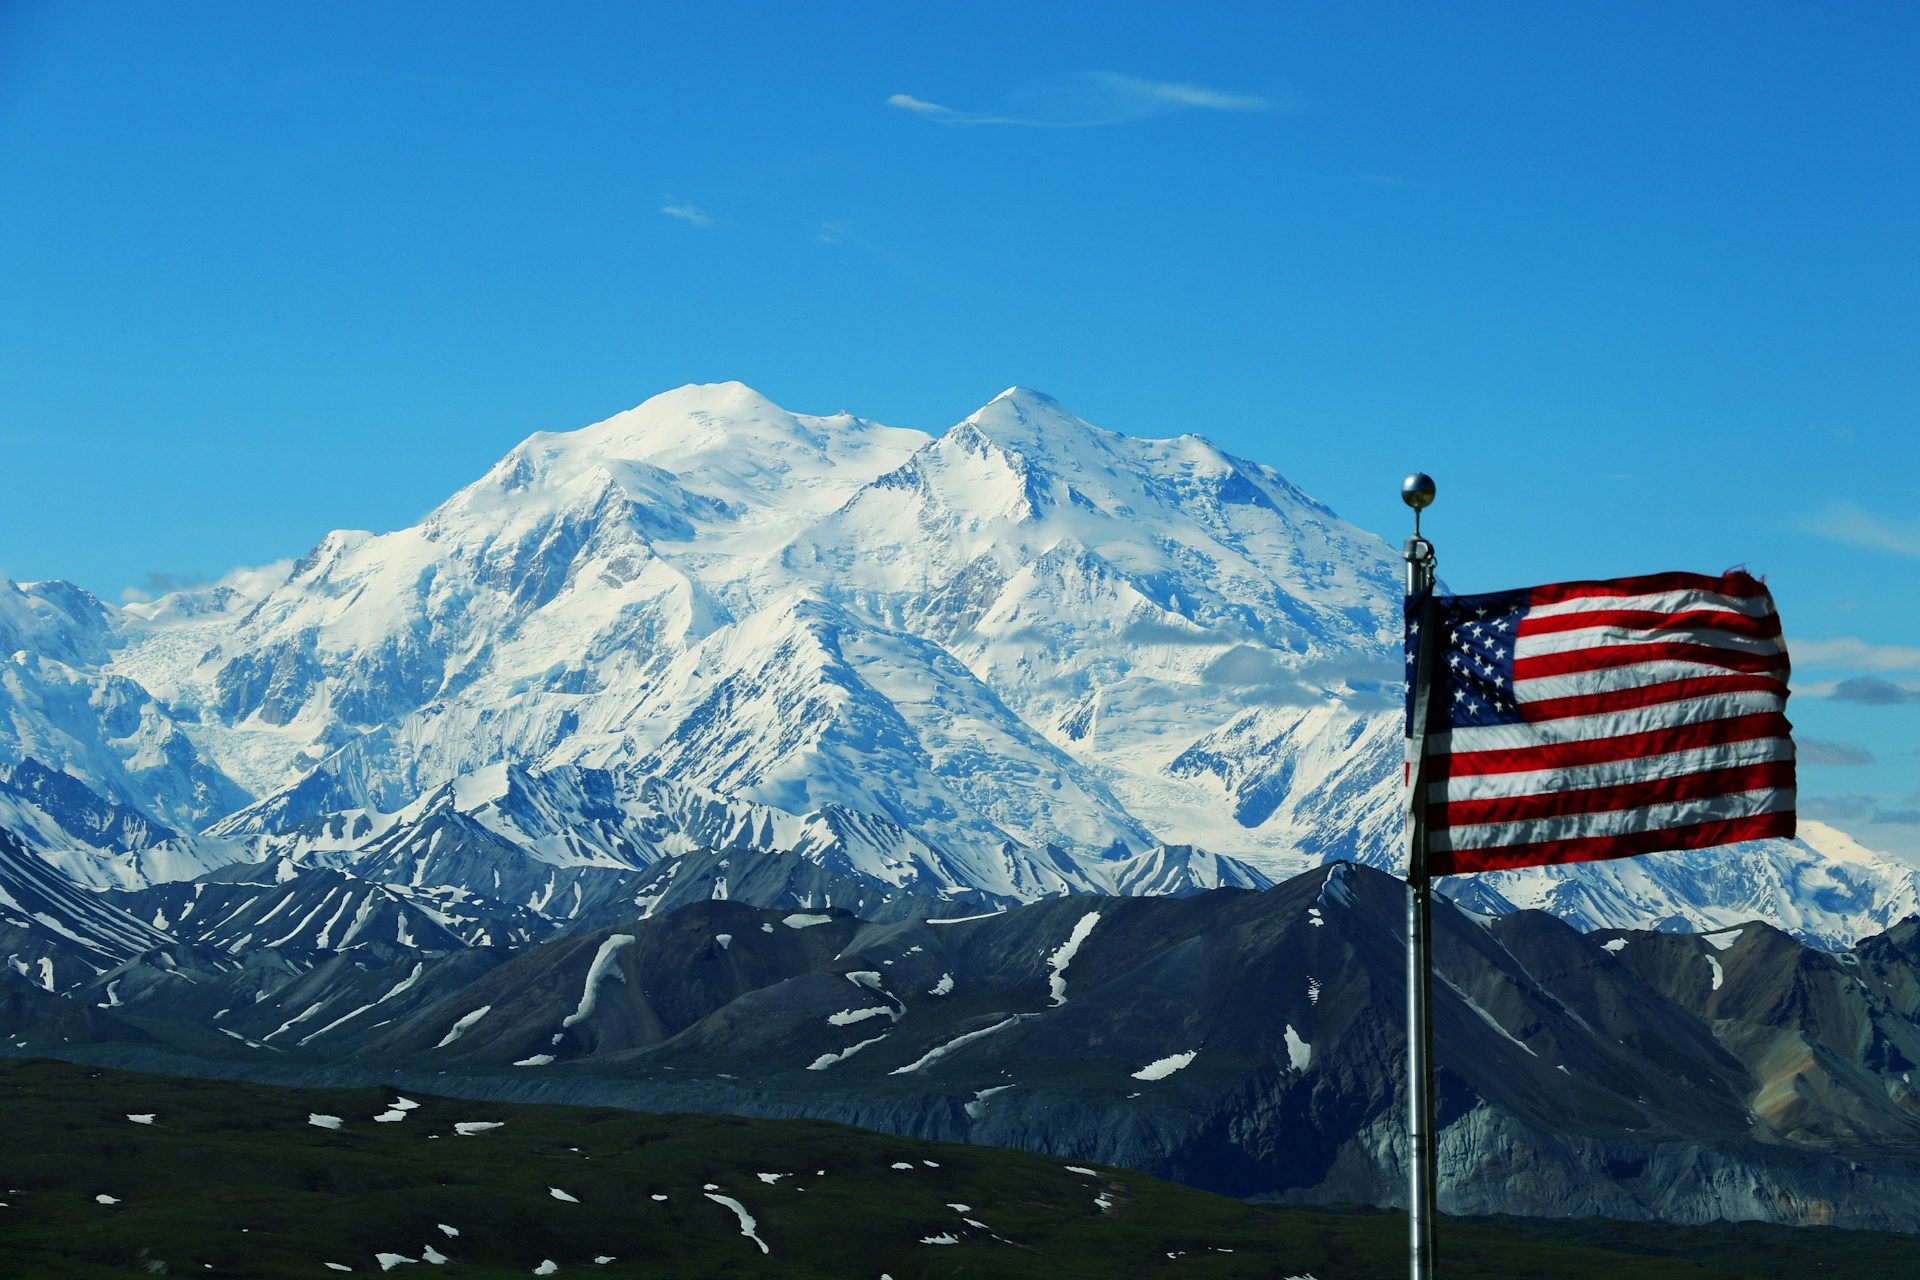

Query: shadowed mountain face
left=15, top=860, right=1920, bottom=1231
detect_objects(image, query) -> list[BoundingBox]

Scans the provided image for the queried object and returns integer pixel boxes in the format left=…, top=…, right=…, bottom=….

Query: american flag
left=1405, top=570, right=1794, bottom=876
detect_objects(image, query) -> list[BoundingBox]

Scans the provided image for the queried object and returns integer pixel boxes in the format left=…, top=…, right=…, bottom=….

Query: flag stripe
left=1429, top=786, right=1793, bottom=853
left=1442, top=700, right=1787, bottom=759
left=1512, top=669, right=1785, bottom=712
left=1522, top=589, right=1779, bottom=622
left=1428, top=810, right=1796, bottom=876
left=1428, top=734, right=1793, bottom=805
left=1515, top=625, right=1785, bottom=660
left=1431, top=759, right=1794, bottom=829
left=1526, top=572, right=1774, bottom=606
left=1519, top=607, right=1783, bottom=641
left=1513, top=640, right=1789, bottom=681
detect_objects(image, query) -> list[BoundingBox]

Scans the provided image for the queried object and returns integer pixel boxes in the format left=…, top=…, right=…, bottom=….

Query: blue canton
left=1436, top=590, right=1527, bottom=728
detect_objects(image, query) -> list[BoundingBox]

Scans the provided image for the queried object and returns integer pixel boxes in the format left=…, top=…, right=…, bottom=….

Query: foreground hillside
left=4, top=1058, right=1913, bottom=1279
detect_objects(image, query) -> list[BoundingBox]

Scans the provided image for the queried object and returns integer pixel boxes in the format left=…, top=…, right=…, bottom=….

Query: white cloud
left=217, top=558, right=296, bottom=601
left=660, top=199, right=714, bottom=228
left=888, top=71, right=1279, bottom=129
left=1803, top=500, right=1920, bottom=558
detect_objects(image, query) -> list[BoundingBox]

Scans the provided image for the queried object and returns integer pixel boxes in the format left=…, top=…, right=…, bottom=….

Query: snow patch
left=1704, top=928, right=1743, bottom=952
left=705, top=1193, right=769, bottom=1253
left=1131, top=1050, right=1198, bottom=1081
left=1706, top=953, right=1725, bottom=991
left=309, top=1114, right=344, bottom=1130
left=783, top=913, right=833, bottom=929
left=891, top=1014, right=1034, bottom=1074
left=562, top=934, right=635, bottom=1029
left=1046, top=910, right=1101, bottom=1005
left=1284, top=1025, right=1312, bottom=1072
left=807, top=1033, right=890, bottom=1070
left=435, top=1005, right=492, bottom=1049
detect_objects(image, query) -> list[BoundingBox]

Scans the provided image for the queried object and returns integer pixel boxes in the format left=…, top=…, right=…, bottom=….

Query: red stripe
left=1429, top=810, right=1795, bottom=875
left=1431, top=759, right=1794, bottom=830
left=1526, top=571, right=1771, bottom=606
left=1518, top=607, right=1782, bottom=641
left=1439, top=711, right=1791, bottom=778
left=1514, top=641, right=1789, bottom=681
left=1517, top=673, right=1788, bottom=724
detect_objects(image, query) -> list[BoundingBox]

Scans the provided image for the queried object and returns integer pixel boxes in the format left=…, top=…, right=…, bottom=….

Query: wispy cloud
left=1798, top=736, right=1877, bottom=767
left=888, top=71, right=1279, bottom=129
left=1803, top=500, right=1920, bottom=558
left=1791, top=636, right=1920, bottom=673
left=120, top=570, right=210, bottom=602
left=118, top=558, right=293, bottom=605
left=660, top=199, right=714, bottom=228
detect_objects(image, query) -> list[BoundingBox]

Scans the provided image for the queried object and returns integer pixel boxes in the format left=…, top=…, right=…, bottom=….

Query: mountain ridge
left=1, top=382, right=1912, bottom=955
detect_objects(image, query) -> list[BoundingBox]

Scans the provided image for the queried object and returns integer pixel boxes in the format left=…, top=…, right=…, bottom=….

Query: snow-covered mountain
left=0, top=382, right=1911, bottom=951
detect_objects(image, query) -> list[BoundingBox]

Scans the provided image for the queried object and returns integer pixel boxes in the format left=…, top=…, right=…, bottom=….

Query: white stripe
left=1432, top=787, right=1794, bottom=853
left=1523, top=588, right=1776, bottom=621
left=1512, top=663, right=1786, bottom=704
left=1429, top=735, right=1793, bottom=805
left=1515, top=625, right=1784, bottom=660
left=1439, top=688, right=1785, bottom=756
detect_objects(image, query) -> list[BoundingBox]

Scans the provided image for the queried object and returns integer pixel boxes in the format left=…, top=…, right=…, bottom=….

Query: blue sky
left=2, top=2, right=1916, bottom=853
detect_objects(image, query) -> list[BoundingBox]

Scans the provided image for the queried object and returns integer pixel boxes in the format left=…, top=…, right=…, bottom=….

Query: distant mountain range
left=3, top=382, right=1916, bottom=966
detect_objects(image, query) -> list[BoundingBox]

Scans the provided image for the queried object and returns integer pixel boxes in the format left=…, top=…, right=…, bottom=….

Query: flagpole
left=1401, top=472, right=1439, bottom=1280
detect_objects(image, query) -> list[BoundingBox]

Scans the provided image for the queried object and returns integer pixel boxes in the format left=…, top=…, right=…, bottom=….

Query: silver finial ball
left=1401, top=472, right=1436, bottom=511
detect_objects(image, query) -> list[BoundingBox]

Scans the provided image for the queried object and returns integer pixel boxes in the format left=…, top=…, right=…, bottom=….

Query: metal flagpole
left=1401, top=473, right=1440, bottom=1280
